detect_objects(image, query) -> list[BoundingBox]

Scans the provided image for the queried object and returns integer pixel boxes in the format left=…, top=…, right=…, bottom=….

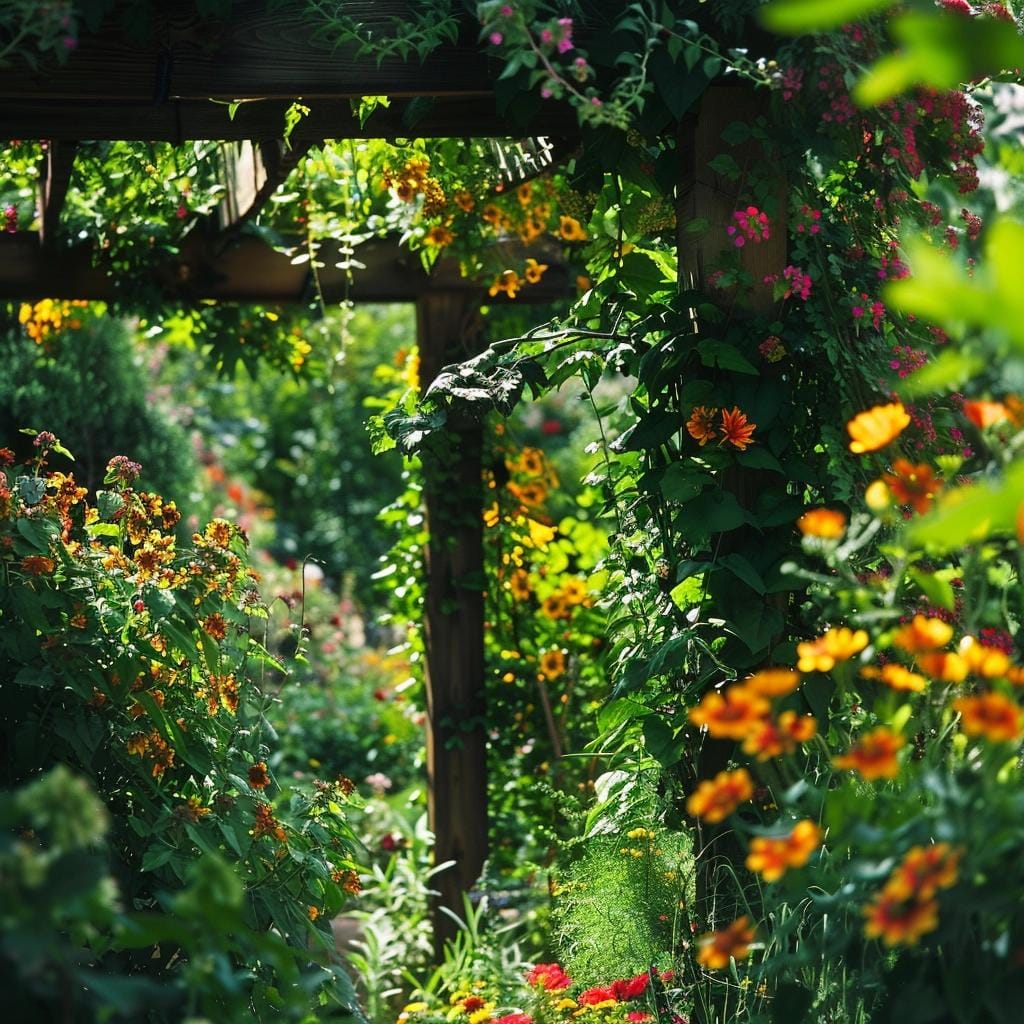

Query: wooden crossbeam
left=37, top=141, right=78, bottom=246
left=0, top=231, right=570, bottom=306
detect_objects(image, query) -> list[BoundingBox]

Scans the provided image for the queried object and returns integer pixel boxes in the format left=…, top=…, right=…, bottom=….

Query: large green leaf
left=760, top=0, right=893, bottom=34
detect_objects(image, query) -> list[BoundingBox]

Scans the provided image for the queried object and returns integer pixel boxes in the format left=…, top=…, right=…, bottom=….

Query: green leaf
left=16, top=477, right=46, bottom=505
left=598, top=698, right=653, bottom=732
left=696, top=339, right=758, bottom=375
left=736, top=447, right=785, bottom=473
left=906, top=568, right=955, bottom=612
left=719, top=553, right=766, bottom=595
left=760, top=0, right=893, bottom=34
left=899, top=347, right=986, bottom=398
left=660, top=464, right=711, bottom=503
left=642, top=716, right=684, bottom=767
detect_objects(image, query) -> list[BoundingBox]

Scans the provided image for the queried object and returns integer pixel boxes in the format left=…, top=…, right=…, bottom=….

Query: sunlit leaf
left=760, top=0, right=893, bottom=34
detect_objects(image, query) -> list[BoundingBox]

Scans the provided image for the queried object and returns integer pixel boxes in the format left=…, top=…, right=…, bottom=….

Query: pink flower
left=489, top=31, right=503, bottom=45
left=525, top=963, right=572, bottom=991
left=500, top=4, right=514, bottom=14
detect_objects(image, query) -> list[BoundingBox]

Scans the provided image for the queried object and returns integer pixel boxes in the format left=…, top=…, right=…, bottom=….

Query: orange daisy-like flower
left=248, top=761, right=271, bottom=790
left=719, top=407, right=757, bottom=451
left=686, top=768, right=754, bottom=823
left=746, top=820, right=822, bottom=882
left=424, top=224, right=454, bottom=248
left=833, top=727, right=904, bottom=780
left=916, top=650, right=968, bottom=683
left=686, top=406, right=718, bottom=446
left=863, top=889, right=938, bottom=947
left=796, top=626, right=869, bottom=673
left=21, top=555, right=56, bottom=575
left=861, top=663, right=927, bottom=693
left=559, top=215, right=588, bottom=241
left=508, top=569, right=531, bottom=601
left=696, top=916, right=756, bottom=969
left=892, top=615, right=954, bottom=654
left=958, top=636, right=1010, bottom=678
left=881, top=459, right=941, bottom=515
left=539, top=648, right=566, bottom=681
left=523, top=257, right=549, bottom=284
left=541, top=593, right=571, bottom=620
left=797, top=507, right=847, bottom=538
left=847, top=402, right=911, bottom=454
left=482, top=203, right=502, bottom=225
left=963, top=399, right=1008, bottom=429
left=744, top=668, right=801, bottom=698
left=887, top=843, right=961, bottom=901
left=688, top=686, right=770, bottom=740
left=454, top=190, right=475, bottom=212
left=489, top=269, right=522, bottom=299
left=952, top=691, right=1022, bottom=742
left=741, top=711, right=816, bottom=760
left=202, top=612, right=228, bottom=640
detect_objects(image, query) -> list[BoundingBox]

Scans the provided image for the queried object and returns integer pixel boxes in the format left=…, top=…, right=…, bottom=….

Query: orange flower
left=516, top=182, right=533, bottom=206
left=746, top=820, right=822, bottom=882
left=21, top=555, right=55, bottom=575
left=308, top=905, right=320, bottom=921
left=248, top=761, right=271, bottom=790
left=719, top=407, right=756, bottom=450
left=488, top=270, right=522, bottom=299
left=741, top=711, right=817, bottom=760
left=686, top=769, right=754, bottom=823
left=688, top=686, right=769, bottom=740
left=424, top=224, right=454, bottom=248
left=686, top=406, right=718, bottom=446
left=891, top=615, right=954, bottom=653
left=963, top=399, right=1008, bottom=429
left=508, top=569, right=531, bottom=600
left=861, top=663, right=927, bottom=693
left=523, top=257, right=548, bottom=284
left=539, top=648, right=566, bottom=681
left=958, top=636, right=1010, bottom=678
left=796, top=626, right=868, bottom=673
left=541, top=593, right=570, bottom=619
left=915, top=650, right=968, bottom=683
left=833, top=727, right=904, bottom=780
left=482, top=203, right=502, bottom=224
left=202, top=612, right=228, bottom=640
left=847, top=402, right=911, bottom=454
left=454, top=190, right=475, bottom=212
left=863, top=889, right=938, bottom=946
left=744, top=668, right=801, bottom=698
left=559, top=215, right=588, bottom=241
left=881, top=459, right=941, bottom=515
left=696, top=916, right=756, bottom=969
left=952, top=691, right=1022, bottom=742
left=797, top=508, right=846, bottom=538
left=887, top=843, right=961, bottom=901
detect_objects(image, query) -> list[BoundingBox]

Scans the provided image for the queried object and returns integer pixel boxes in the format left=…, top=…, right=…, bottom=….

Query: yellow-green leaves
left=760, top=0, right=893, bottom=34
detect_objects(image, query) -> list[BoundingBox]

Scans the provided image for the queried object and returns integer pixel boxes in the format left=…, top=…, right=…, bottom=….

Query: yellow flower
left=425, top=224, right=454, bottom=248
left=953, top=690, right=1022, bottom=742
left=847, top=402, right=911, bottom=454
left=488, top=269, right=522, bottom=298
left=686, top=768, right=754, bottom=823
left=744, top=667, right=801, bottom=698
left=891, top=615, right=953, bottom=653
left=539, top=648, right=566, bottom=680
left=558, top=215, right=588, bottom=241
left=797, top=507, right=847, bottom=538
left=696, top=916, right=755, bottom=969
left=745, top=820, right=822, bottom=882
left=796, top=626, right=868, bottom=673
left=688, top=685, right=769, bottom=740
left=524, top=257, right=548, bottom=284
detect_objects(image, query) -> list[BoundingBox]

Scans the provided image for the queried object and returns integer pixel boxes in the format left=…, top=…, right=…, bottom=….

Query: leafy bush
left=0, top=433, right=363, bottom=1020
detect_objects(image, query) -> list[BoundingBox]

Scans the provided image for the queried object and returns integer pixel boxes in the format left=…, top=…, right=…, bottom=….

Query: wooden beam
left=37, top=141, right=78, bottom=246
left=0, top=96, right=575, bottom=143
left=217, top=140, right=312, bottom=231
left=417, top=290, right=489, bottom=958
left=0, top=231, right=570, bottom=305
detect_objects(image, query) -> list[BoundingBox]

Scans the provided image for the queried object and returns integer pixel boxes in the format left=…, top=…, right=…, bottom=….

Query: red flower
left=719, top=407, right=757, bottom=450
left=611, top=973, right=650, bottom=1000
left=525, top=963, right=572, bottom=991
left=578, top=986, right=618, bottom=1006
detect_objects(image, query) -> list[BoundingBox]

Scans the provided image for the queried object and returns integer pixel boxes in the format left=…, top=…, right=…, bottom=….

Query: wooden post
left=416, top=290, right=489, bottom=958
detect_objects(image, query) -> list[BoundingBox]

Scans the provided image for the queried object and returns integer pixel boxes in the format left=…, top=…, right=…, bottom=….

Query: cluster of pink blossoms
left=782, top=265, right=812, bottom=301
left=852, top=293, right=885, bottom=330
left=726, top=206, right=770, bottom=247
left=4, top=204, right=15, bottom=233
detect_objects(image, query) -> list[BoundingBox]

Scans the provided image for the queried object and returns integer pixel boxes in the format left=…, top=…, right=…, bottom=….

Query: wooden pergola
left=1, top=2, right=785, bottom=954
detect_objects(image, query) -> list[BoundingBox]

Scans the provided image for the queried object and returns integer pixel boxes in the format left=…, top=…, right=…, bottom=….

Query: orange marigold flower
left=796, top=626, right=868, bottom=673
left=482, top=202, right=502, bottom=224
left=780, top=709, right=817, bottom=743
left=21, top=555, right=55, bottom=575
left=746, top=820, right=822, bottom=882
left=539, top=649, right=566, bottom=681
left=454, top=190, right=475, bottom=212
left=561, top=578, right=588, bottom=605
left=952, top=691, right=1022, bottom=742
left=861, top=663, right=927, bottom=693
left=686, top=768, right=754, bottom=823
left=847, top=402, right=911, bottom=454
left=696, top=916, right=756, bottom=969
left=308, top=905, right=320, bottom=921
left=892, top=615, right=954, bottom=653
left=508, top=569, right=531, bottom=600
left=797, top=507, right=847, bottom=538
left=863, top=889, right=938, bottom=946
left=558, top=215, right=588, bottom=241
left=686, top=406, right=718, bottom=446
left=744, top=668, right=801, bottom=698
left=916, top=650, right=968, bottom=683
left=524, top=257, right=548, bottom=284
left=963, top=399, right=1008, bottom=429
left=719, top=407, right=756, bottom=451
left=202, top=612, right=228, bottom=640
left=958, top=636, right=1010, bottom=678
left=425, top=224, right=454, bottom=248
left=881, top=459, right=941, bottom=515
left=488, top=269, right=522, bottom=299
left=741, top=710, right=817, bottom=760
left=203, top=518, right=234, bottom=548
left=833, top=727, right=904, bottom=780
left=887, top=843, right=961, bottom=901
left=689, top=686, right=770, bottom=740
left=248, top=761, right=271, bottom=790
left=516, top=182, right=532, bottom=206
left=541, top=593, right=571, bottom=620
